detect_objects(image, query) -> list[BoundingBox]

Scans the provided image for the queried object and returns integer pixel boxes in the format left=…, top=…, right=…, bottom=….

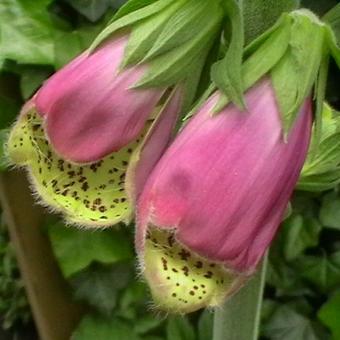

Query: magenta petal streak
left=35, top=36, right=164, bottom=163
left=126, top=88, right=183, bottom=203
left=137, top=79, right=312, bottom=274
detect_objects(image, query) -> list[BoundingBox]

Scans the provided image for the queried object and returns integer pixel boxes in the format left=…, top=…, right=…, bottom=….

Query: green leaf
left=298, top=251, right=340, bottom=292
left=66, top=0, right=111, bottom=22
left=281, top=214, right=322, bottom=261
left=70, top=263, right=132, bottom=315
left=47, top=221, right=133, bottom=277
left=0, top=0, right=55, bottom=65
left=0, top=96, right=19, bottom=130
left=243, top=0, right=299, bottom=44
left=261, top=299, right=280, bottom=324
left=263, top=305, right=319, bottom=340
left=319, top=192, right=340, bottom=230
left=117, top=281, right=149, bottom=320
left=20, top=67, right=51, bottom=100
left=298, top=104, right=340, bottom=192
left=211, top=0, right=245, bottom=108
left=54, top=24, right=103, bottom=68
left=318, top=290, right=340, bottom=340
left=72, top=314, right=141, bottom=340
left=166, top=316, right=195, bottom=340
left=213, top=257, right=267, bottom=340
left=266, top=252, right=313, bottom=297
left=0, top=73, right=21, bottom=129
left=134, top=315, right=164, bottom=335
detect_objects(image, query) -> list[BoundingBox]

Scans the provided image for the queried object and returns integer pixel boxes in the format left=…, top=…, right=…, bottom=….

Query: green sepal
left=183, top=83, right=216, bottom=122
left=90, top=0, right=174, bottom=51
left=113, top=0, right=161, bottom=21
left=211, top=0, right=245, bottom=109
left=244, top=13, right=290, bottom=56
left=298, top=104, right=340, bottom=192
left=142, top=0, right=216, bottom=62
left=272, top=11, right=325, bottom=135
left=180, top=50, right=210, bottom=114
left=122, top=0, right=185, bottom=67
left=91, top=0, right=223, bottom=92
left=135, top=9, right=222, bottom=88
left=312, top=48, right=330, bottom=158
left=242, top=15, right=291, bottom=91
left=213, top=16, right=291, bottom=113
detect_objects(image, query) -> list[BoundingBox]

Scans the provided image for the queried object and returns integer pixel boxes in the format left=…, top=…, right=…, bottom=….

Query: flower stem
left=212, top=254, right=268, bottom=340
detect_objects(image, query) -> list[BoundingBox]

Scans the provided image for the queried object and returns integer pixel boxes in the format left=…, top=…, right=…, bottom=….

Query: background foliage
left=0, top=0, right=340, bottom=339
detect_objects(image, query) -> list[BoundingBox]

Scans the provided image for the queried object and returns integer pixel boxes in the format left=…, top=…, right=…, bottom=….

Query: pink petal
left=137, top=78, right=312, bottom=274
left=125, top=87, right=183, bottom=202
left=35, top=35, right=164, bottom=163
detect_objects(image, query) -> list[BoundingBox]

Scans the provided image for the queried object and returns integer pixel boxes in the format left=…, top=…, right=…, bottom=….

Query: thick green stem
left=212, top=255, right=268, bottom=340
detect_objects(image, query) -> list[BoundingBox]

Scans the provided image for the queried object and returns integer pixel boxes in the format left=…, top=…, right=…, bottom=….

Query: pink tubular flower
left=136, top=78, right=312, bottom=313
left=35, top=35, right=164, bottom=164
left=7, top=35, right=182, bottom=227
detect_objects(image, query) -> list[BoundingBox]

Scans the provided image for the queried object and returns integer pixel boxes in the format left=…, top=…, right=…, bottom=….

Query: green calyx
left=214, top=10, right=340, bottom=137
left=6, top=108, right=150, bottom=227
left=91, top=0, right=224, bottom=89
left=298, top=103, right=340, bottom=192
left=142, top=228, right=244, bottom=314
left=270, top=10, right=326, bottom=134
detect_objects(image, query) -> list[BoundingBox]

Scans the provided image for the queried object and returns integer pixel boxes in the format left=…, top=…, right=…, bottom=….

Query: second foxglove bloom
left=136, top=79, right=312, bottom=313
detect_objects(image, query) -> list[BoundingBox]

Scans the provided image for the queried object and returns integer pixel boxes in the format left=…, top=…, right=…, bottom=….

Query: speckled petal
left=143, top=228, right=244, bottom=313
left=7, top=106, right=150, bottom=227
left=136, top=78, right=312, bottom=313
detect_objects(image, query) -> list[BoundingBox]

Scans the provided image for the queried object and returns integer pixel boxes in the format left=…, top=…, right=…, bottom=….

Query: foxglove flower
left=6, top=0, right=224, bottom=227
left=35, top=35, right=164, bottom=164
left=136, top=79, right=312, bottom=313
left=133, top=9, right=340, bottom=312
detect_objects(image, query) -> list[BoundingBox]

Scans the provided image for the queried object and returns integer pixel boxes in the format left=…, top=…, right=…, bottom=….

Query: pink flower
left=7, top=35, right=182, bottom=227
left=136, top=79, right=312, bottom=312
left=35, top=35, right=164, bottom=164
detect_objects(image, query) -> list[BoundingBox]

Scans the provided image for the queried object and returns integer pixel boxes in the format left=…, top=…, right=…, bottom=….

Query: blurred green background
left=1, top=1, right=340, bottom=339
